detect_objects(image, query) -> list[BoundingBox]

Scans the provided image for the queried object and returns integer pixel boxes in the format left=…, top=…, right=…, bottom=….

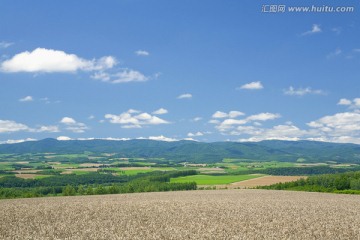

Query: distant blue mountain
left=0, top=138, right=359, bottom=163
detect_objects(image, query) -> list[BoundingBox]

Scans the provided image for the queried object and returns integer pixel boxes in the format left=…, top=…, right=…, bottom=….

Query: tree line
left=260, top=171, right=360, bottom=194
left=0, top=170, right=198, bottom=199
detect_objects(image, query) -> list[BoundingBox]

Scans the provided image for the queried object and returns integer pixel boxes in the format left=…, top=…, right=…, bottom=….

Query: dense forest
left=260, top=171, right=360, bottom=194
left=0, top=170, right=198, bottom=199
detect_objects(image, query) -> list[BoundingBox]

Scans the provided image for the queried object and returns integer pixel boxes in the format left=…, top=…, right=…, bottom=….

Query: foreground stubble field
left=1, top=190, right=360, bottom=239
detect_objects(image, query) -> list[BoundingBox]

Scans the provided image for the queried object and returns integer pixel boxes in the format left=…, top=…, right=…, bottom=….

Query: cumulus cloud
left=147, top=135, right=177, bottom=142
left=152, top=108, right=168, bottom=115
left=60, top=117, right=88, bottom=133
left=57, top=136, right=72, bottom=141
left=35, top=125, right=60, bottom=133
left=284, top=86, right=326, bottom=96
left=60, top=117, right=77, bottom=125
left=238, top=81, right=263, bottom=90
left=338, top=98, right=352, bottom=106
left=187, top=132, right=204, bottom=137
left=246, top=113, right=280, bottom=122
left=302, top=24, right=322, bottom=36
left=212, top=111, right=245, bottom=119
left=0, top=41, right=14, bottom=49
left=19, top=96, right=33, bottom=102
left=0, top=120, right=30, bottom=133
left=236, top=124, right=306, bottom=142
left=0, top=138, right=36, bottom=144
left=337, top=98, right=360, bottom=109
left=0, top=48, right=117, bottom=73
left=0, top=119, right=60, bottom=133
left=91, top=69, right=148, bottom=83
left=223, top=110, right=360, bottom=144
left=213, top=112, right=280, bottom=133
left=135, top=50, right=149, bottom=56
left=306, top=112, right=360, bottom=143
left=105, top=109, right=169, bottom=128
left=177, top=93, right=192, bottom=99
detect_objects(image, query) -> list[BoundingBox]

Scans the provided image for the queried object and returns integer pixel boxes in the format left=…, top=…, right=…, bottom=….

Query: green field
left=170, top=174, right=264, bottom=185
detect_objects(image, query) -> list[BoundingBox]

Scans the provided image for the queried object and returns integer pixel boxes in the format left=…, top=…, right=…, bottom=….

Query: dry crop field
left=1, top=190, right=360, bottom=240
left=229, top=175, right=307, bottom=188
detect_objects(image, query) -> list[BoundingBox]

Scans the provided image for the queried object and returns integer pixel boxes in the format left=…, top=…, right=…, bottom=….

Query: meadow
left=170, top=174, right=263, bottom=185
left=1, top=189, right=359, bottom=239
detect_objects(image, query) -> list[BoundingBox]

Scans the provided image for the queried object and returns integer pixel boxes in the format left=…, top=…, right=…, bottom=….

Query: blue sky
left=1, top=0, right=360, bottom=144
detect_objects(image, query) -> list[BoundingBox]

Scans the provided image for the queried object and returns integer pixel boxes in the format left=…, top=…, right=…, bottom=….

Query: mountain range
left=1, top=138, right=360, bottom=163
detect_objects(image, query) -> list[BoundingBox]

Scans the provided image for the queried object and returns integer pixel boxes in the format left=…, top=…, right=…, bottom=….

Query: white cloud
left=111, top=69, right=148, bottom=83
left=354, top=98, right=360, bottom=108
left=147, top=135, right=177, bottom=142
left=337, top=98, right=360, bottom=109
left=0, top=41, right=14, bottom=49
left=187, top=132, right=204, bottom=137
left=302, top=24, right=322, bottom=36
left=60, top=117, right=77, bottom=125
left=235, top=124, right=306, bottom=142
left=95, top=56, right=117, bottom=70
left=57, top=136, right=72, bottom=141
left=0, top=48, right=117, bottom=73
left=0, top=119, right=59, bottom=133
left=0, top=120, right=30, bottom=133
left=246, top=112, right=281, bottom=122
left=192, top=117, right=202, bottom=122
left=135, top=50, right=150, bottom=56
left=284, top=86, right=325, bottom=96
left=0, top=138, right=36, bottom=144
left=92, top=69, right=148, bottom=83
left=216, top=119, right=247, bottom=132
left=177, top=93, right=192, bottom=99
left=152, top=108, right=168, bottom=115
left=306, top=112, right=360, bottom=143
left=239, top=81, right=263, bottom=90
left=338, top=98, right=352, bottom=106
left=212, top=111, right=245, bottom=119
left=105, top=109, right=169, bottom=128
left=60, top=117, right=88, bottom=133
left=212, top=111, right=228, bottom=119
left=213, top=112, right=280, bottom=133
left=208, top=119, right=220, bottom=124
left=35, top=125, right=60, bottom=133
left=19, top=96, right=33, bottom=102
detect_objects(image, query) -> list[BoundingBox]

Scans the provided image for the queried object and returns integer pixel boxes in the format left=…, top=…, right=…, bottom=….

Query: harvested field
left=1, top=190, right=359, bottom=239
left=14, top=173, right=37, bottom=179
left=12, top=169, right=41, bottom=174
left=79, top=163, right=105, bottom=167
left=69, top=168, right=99, bottom=172
left=119, top=167, right=151, bottom=170
left=229, top=175, right=307, bottom=188
left=197, top=167, right=226, bottom=174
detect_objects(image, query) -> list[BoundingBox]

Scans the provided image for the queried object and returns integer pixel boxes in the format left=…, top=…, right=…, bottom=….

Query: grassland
left=1, top=190, right=359, bottom=239
left=170, top=174, right=263, bottom=185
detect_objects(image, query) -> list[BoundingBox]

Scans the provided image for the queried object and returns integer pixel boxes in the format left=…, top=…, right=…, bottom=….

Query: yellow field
left=1, top=190, right=359, bottom=239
